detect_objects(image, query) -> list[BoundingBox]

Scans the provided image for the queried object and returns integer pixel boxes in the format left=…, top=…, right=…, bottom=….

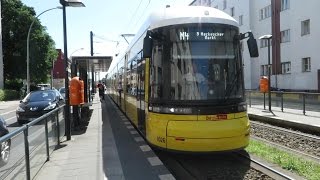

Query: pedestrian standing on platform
left=97, top=81, right=105, bottom=100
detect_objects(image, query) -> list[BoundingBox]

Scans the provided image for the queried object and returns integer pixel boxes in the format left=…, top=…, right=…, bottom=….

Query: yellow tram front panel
left=146, top=113, right=169, bottom=148
left=146, top=112, right=250, bottom=152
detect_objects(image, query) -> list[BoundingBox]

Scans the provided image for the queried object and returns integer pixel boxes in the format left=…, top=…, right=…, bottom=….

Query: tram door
left=137, top=60, right=146, bottom=134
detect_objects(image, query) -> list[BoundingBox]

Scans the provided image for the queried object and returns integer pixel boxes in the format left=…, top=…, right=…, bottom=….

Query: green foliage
left=1, top=0, right=58, bottom=86
left=246, top=139, right=320, bottom=180
left=5, top=78, right=23, bottom=91
left=0, top=89, right=20, bottom=101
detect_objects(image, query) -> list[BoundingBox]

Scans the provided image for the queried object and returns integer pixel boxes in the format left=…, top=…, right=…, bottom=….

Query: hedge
left=0, top=89, right=21, bottom=101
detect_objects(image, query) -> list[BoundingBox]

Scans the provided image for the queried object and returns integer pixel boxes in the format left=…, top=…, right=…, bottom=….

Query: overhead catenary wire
left=93, top=33, right=119, bottom=43
left=125, top=0, right=144, bottom=31
left=131, top=0, right=151, bottom=32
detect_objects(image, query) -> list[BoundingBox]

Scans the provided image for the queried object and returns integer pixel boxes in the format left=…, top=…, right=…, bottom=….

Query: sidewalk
left=34, top=96, right=105, bottom=180
left=248, top=105, right=320, bottom=134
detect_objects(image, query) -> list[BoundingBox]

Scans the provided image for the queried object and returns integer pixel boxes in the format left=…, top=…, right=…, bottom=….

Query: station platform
left=34, top=94, right=174, bottom=180
left=248, top=104, right=320, bottom=135
left=34, top=94, right=320, bottom=180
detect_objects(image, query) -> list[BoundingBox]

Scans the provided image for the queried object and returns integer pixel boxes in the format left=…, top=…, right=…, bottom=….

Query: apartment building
left=190, top=0, right=320, bottom=92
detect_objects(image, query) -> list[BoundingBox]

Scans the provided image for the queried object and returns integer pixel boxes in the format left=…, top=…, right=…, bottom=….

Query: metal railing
left=246, top=90, right=320, bottom=115
left=0, top=105, right=65, bottom=180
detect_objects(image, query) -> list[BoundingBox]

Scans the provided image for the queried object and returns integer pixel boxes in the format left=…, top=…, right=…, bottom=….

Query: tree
left=1, top=0, right=57, bottom=90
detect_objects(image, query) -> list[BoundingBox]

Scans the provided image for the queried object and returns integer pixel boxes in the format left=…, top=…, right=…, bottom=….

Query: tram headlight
left=237, top=103, right=247, bottom=112
left=149, top=105, right=192, bottom=114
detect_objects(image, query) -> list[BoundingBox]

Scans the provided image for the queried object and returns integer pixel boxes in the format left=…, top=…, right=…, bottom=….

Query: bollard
left=263, top=92, right=266, bottom=110
left=56, top=110, right=60, bottom=147
left=249, top=91, right=251, bottom=107
left=303, top=93, right=306, bottom=115
left=281, top=91, right=284, bottom=112
left=23, top=127, right=31, bottom=180
left=45, top=118, right=50, bottom=161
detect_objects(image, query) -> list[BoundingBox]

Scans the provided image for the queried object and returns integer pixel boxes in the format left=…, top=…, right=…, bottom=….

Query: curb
left=248, top=113, right=320, bottom=136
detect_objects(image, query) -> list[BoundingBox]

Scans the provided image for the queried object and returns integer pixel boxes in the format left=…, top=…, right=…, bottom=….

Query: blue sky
left=21, top=0, right=192, bottom=57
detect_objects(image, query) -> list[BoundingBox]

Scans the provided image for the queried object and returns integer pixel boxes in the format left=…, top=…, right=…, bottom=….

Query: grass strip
left=246, top=139, right=320, bottom=180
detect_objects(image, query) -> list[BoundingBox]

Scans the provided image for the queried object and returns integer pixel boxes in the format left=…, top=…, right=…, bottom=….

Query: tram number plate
left=206, top=114, right=227, bottom=121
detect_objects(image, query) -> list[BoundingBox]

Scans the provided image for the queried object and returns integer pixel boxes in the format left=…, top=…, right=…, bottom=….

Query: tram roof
left=71, top=56, right=113, bottom=73
left=147, top=6, right=239, bottom=30
left=126, top=6, right=239, bottom=54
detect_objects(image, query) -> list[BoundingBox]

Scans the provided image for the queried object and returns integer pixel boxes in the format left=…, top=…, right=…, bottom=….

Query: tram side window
left=150, top=45, right=163, bottom=99
left=127, top=55, right=139, bottom=96
left=135, top=51, right=144, bottom=99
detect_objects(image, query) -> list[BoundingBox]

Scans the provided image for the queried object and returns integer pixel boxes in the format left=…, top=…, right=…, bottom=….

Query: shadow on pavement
left=8, top=122, right=22, bottom=127
left=71, top=109, right=93, bottom=135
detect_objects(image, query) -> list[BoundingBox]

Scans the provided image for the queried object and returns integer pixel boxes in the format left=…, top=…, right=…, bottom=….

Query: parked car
left=16, top=89, right=65, bottom=124
left=59, top=87, right=65, bottom=98
left=0, top=116, right=10, bottom=166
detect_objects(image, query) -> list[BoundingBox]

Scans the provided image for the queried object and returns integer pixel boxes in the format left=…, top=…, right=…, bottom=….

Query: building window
left=223, top=0, right=227, bottom=10
left=260, top=39, right=272, bottom=48
left=230, top=7, right=234, bottom=16
left=261, top=65, right=271, bottom=76
left=259, top=5, right=271, bottom=20
left=281, top=0, right=290, bottom=11
left=261, top=65, right=269, bottom=76
left=280, top=29, right=290, bottom=43
left=265, top=5, right=271, bottom=18
left=302, top=57, right=311, bottom=72
left=240, top=41, right=244, bottom=52
left=260, top=39, right=267, bottom=48
left=281, top=62, right=291, bottom=74
left=239, top=15, right=243, bottom=25
left=301, top=19, right=310, bottom=36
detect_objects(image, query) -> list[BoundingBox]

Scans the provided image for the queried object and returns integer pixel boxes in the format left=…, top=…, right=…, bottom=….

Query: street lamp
left=259, top=34, right=272, bottom=112
left=60, top=0, right=85, bottom=140
left=26, top=7, right=62, bottom=94
left=120, top=33, right=135, bottom=44
left=69, top=48, right=84, bottom=58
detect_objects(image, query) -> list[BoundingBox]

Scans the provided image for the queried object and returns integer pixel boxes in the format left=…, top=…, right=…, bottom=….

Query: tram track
left=250, top=120, right=320, bottom=161
left=234, top=151, right=296, bottom=180
left=155, top=149, right=297, bottom=180
left=251, top=135, right=320, bottom=163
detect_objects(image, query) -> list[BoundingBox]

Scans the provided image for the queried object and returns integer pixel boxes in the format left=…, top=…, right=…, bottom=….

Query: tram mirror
left=143, top=31, right=153, bottom=58
left=247, top=34, right=259, bottom=58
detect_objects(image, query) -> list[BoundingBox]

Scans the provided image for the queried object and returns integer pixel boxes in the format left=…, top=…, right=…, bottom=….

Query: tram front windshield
left=150, top=24, right=244, bottom=103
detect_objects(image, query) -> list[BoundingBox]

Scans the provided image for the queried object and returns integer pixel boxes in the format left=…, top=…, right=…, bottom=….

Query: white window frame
left=230, top=7, right=234, bottom=17
left=302, top=57, right=311, bottom=72
left=260, top=65, right=269, bottom=76
left=281, top=29, right=290, bottom=43
left=259, top=9, right=264, bottom=20
left=259, top=5, right=271, bottom=20
left=281, top=0, right=290, bottom=11
left=260, top=39, right=272, bottom=48
left=239, top=15, right=243, bottom=26
left=281, top=62, right=291, bottom=74
left=301, top=19, right=310, bottom=36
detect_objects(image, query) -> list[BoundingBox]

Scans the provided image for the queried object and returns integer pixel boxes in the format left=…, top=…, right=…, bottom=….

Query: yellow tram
left=107, top=6, right=259, bottom=152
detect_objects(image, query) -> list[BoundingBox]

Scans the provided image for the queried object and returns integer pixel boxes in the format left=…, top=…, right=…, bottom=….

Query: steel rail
left=251, top=121, right=320, bottom=141
left=234, top=152, right=295, bottom=180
